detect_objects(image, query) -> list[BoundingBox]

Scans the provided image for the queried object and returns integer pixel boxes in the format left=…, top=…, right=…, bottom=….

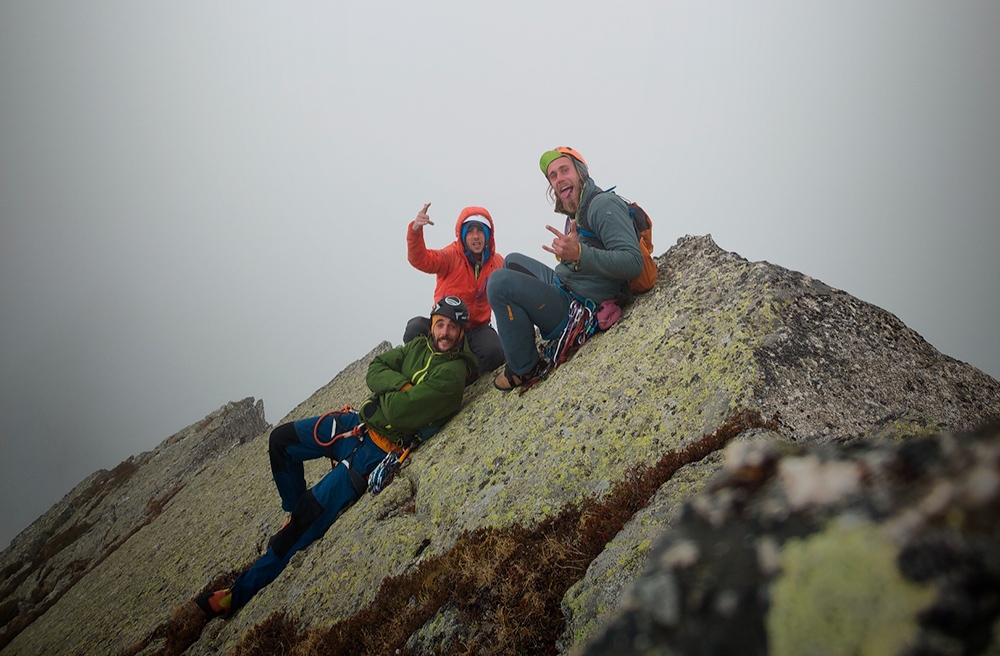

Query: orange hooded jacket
left=407, top=206, right=503, bottom=330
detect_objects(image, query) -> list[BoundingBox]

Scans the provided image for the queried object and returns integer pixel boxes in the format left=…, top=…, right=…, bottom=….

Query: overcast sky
left=2, top=1, right=998, bottom=549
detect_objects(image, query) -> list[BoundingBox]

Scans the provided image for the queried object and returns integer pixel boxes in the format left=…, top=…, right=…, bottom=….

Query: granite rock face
left=1, top=235, right=997, bottom=655
left=0, top=397, right=268, bottom=653
left=556, top=237, right=999, bottom=649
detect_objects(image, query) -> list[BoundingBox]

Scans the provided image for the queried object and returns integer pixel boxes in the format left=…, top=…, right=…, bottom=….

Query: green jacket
left=358, top=335, right=477, bottom=445
left=554, top=177, right=643, bottom=304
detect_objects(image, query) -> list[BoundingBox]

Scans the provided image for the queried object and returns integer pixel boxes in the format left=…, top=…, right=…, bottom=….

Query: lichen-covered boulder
left=577, top=427, right=1000, bottom=655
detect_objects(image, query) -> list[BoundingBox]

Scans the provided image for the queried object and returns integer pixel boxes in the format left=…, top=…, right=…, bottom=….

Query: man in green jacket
left=197, top=296, right=477, bottom=619
left=487, top=147, right=642, bottom=391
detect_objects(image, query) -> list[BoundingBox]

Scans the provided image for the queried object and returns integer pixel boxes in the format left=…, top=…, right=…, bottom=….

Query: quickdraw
left=367, top=447, right=412, bottom=495
left=543, top=298, right=599, bottom=371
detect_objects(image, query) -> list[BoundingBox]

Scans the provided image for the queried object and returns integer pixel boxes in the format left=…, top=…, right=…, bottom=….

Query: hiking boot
left=195, top=588, right=232, bottom=619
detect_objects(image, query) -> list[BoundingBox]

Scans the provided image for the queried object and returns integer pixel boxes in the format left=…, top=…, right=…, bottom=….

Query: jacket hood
left=454, top=206, right=496, bottom=258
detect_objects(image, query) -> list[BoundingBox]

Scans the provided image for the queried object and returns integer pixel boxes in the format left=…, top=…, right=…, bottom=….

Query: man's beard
left=433, top=334, right=461, bottom=352
left=555, top=192, right=580, bottom=216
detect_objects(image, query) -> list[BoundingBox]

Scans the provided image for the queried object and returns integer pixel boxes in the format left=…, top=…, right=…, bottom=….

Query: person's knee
left=502, top=252, right=531, bottom=270
left=480, top=346, right=505, bottom=373
left=487, top=269, right=518, bottom=305
left=503, top=252, right=546, bottom=278
left=269, top=489, right=324, bottom=559
left=269, top=423, right=298, bottom=456
left=470, top=329, right=505, bottom=372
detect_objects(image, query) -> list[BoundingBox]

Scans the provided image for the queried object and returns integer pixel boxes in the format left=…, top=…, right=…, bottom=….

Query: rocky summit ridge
left=1, top=235, right=998, bottom=655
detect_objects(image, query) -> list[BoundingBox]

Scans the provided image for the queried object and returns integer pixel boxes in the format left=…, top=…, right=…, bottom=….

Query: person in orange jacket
left=404, top=203, right=505, bottom=379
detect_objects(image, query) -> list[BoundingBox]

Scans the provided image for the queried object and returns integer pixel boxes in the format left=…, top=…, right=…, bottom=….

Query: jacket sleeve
left=372, top=358, right=467, bottom=432
left=365, top=343, right=412, bottom=395
left=577, top=195, right=644, bottom=280
left=407, top=222, right=453, bottom=275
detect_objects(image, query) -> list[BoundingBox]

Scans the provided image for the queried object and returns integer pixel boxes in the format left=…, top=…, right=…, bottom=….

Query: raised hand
left=412, top=202, right=435, bottom=232
left=542, top=222, right=581, bottom=263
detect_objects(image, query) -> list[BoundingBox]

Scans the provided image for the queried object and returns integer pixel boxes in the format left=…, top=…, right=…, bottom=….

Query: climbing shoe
left=195, top=588, right=232, bottom=619
left=494, top=361, right=544, bottom=392
left=493, top=365, right=524, bottom=392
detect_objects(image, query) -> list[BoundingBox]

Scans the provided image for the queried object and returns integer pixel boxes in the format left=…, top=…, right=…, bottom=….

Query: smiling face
left=430, top=315, right=463, bottom=352
left=546, top=156, right=583, bottom=214
left=463, top=223, right=486, bottom=256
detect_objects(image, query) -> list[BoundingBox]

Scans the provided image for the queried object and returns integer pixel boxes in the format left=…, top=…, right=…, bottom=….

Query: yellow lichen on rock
left=767, top=519, right=935, bottom=656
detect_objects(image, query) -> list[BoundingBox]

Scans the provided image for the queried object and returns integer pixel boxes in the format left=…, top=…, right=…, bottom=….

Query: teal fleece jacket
left=358, top=335, right=478, bottom=445
left=554, top=177, right=643, bottom=304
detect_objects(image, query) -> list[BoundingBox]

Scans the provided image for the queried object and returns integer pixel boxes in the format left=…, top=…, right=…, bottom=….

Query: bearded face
left=430, top=316, right=462, bottom=352
left=546, top=156, right=583, bottom=214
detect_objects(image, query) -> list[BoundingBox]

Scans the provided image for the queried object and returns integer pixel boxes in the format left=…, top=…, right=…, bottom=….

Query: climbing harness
left=311, top=405, right=369, bottom=494
left=312, top=404, right=413, bottom=495
left=519, top=297, right=600, bottom=394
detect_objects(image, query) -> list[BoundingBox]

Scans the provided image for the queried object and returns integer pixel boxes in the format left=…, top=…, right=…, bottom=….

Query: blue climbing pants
left=486, top=252, right=571, bottom=375
left=228, top=413, right=388, bottom=611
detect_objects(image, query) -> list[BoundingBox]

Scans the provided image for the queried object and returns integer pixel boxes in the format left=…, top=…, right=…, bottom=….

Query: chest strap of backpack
left=573, top=187, right=613, bottom=245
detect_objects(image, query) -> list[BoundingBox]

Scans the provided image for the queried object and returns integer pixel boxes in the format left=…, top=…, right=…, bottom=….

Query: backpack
left=576, top=189, right=658, bottom=298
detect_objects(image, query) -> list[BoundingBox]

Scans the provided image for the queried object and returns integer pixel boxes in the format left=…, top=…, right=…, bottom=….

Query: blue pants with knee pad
left=229, top=413, right=388, bottom=611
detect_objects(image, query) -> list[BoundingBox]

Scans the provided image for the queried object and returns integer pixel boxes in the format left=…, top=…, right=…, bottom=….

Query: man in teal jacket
left=487, top=147, right=642, bottom=391
left=197, top=296, right=477, bottom=619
